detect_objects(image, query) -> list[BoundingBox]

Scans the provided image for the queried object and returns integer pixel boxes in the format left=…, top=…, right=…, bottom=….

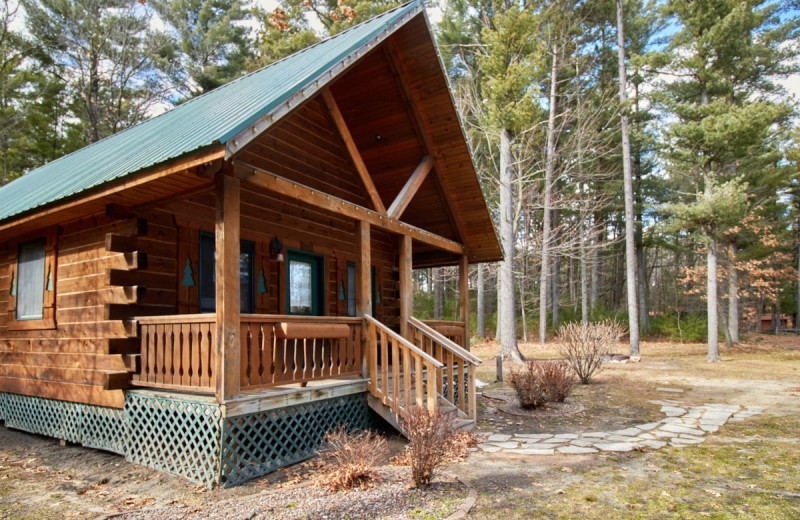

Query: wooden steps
left=367, top=372, right=475, bottom=434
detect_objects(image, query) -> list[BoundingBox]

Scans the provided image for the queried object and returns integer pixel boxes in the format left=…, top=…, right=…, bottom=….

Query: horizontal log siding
left=0, top=213, right=164, bottom=408
left=164, top=185, right=400, bottom=327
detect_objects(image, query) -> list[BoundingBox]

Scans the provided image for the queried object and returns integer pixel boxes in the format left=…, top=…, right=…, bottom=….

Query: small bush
left=392, top=429, right=479, bottom=467
left=537, top=359, right=574, bottom=402
left=317, top=427, right=388, bottom=491
left=556, top=320, right=624, bottom=384
left=401, top=406, right=456, bottom=488
left=509, top=360, right=574, bottom=408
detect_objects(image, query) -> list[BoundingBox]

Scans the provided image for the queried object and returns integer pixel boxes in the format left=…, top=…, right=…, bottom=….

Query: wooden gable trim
left=321, top=89, right=387, bottom=214
left=387, top=155, right=433, bottom=219
left=382, top=39, right=468, bottom=244
left=232, top=160, right=465, bottom=256
left=0, top=146, right=226, bottom=236
left=223, top=5, right=424, bottom=159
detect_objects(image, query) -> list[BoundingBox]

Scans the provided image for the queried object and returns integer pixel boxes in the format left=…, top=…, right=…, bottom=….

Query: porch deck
left=132, top=313, right=476, bottom=423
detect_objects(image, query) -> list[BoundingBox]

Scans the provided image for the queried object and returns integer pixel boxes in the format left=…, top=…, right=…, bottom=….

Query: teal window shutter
left=181, top=258, right=195, bottom=287
left=257, top=268, right=267, bottom=294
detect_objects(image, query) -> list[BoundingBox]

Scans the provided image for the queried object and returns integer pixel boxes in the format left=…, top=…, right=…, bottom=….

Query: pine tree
left=659, top=0, right=797, bottom=360
left=23, top=0, right=177, bottom=143
left=150, top=0, right=252, bottom=96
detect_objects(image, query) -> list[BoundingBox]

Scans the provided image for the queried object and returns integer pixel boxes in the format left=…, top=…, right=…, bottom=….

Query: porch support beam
left=232, top=160, right=465, bottom=256
left=387, top=156, right=433, bottom=219
left=459, top=254, right=470, bottom=351
left=356, top=220, right=372, bottom=316
left=215, top=172, right=241, bottom=402
left=383, top=40, right=469, bottom=244
left=321, top=88, right=387, bottom=214
left=399, top=234, right=412, bottom=338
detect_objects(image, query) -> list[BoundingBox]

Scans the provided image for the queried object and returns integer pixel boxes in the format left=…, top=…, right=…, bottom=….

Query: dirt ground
left=1, top=334, right=799, bottom=519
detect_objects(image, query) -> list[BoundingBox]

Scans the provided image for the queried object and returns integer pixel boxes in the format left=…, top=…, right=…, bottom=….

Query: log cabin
left=0, top=1, right=501, bottom=487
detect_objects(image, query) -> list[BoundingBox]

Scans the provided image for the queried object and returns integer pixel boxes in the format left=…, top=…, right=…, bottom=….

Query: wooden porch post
left=356, top=220, right=372, bottom=316
left=399, top=234, right=412, bottom=339
left=215, top=172, right=241, bottom=403
left=459, top=254, right=470, bottom=351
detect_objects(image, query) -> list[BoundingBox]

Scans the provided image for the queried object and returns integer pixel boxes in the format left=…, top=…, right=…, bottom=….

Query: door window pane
left=289, top=260, right=313, bottom=314
left=16, top=239, right=46, bottom=320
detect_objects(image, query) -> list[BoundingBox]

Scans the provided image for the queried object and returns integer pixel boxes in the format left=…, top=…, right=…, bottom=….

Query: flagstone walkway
left=476, top=399, right=764, bottom=455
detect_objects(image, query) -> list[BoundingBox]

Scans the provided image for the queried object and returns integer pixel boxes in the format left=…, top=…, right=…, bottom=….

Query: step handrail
left=409, top=317, right=481, bottom=365
left=364, top=315, right=443, bottom=369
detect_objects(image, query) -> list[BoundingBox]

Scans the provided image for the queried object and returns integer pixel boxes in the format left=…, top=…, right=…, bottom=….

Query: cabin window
left=8, top=231, right=57, bottom=330
left=15, top=239, right=46, bottom=320
left=345, top=261, right=377, bottom=317
left=198, top=231, right=255, bottom=314
left=286, top=250, right=324, bottom=315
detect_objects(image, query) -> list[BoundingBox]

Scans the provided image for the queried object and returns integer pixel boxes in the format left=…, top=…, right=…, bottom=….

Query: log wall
left=0, top=179, right=402, bottom=409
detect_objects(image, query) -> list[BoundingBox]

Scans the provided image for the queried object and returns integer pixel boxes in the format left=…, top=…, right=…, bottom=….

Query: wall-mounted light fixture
left=270, top=237, right=284, bottom=262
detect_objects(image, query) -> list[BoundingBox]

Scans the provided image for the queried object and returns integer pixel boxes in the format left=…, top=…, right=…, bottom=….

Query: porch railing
left=421, top=319, right=467, bottom=350
left=135, top=314, right=218, bottom=393
left=240, top=315, right=362, bottom=390
left=409, top=317, right=480, bottom=419
left=364, top=315, right=442, bottom=417
left=134, top=314, right=362, bottom=395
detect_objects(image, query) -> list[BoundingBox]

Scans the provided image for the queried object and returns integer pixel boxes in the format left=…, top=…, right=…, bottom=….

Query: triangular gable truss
left=224, top=5, right=468, bottom=251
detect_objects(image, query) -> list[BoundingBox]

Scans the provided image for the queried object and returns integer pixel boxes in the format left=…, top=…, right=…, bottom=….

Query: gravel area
left=114, top=467, right=465, bottom=520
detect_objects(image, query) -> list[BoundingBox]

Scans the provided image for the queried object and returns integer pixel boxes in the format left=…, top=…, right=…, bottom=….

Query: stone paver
left=558, top=446, right=598, bottom=454
left=662, top=406, right=687, bottom=417
left=594, top=442, right=636, bottom=452
left=477, top=400, right=762, bottom=457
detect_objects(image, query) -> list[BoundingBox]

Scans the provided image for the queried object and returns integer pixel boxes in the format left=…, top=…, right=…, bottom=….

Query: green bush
left=649, top=313, right=711, bottom=342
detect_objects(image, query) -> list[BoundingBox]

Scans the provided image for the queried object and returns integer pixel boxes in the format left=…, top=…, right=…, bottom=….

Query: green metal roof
left=0, top=1, right=422, bottom=224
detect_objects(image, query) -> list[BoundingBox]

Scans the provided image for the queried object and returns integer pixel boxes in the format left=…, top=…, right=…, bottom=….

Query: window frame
left=286, top=249, right=325, bottom=316
left=7, top=230, right=57, bottom=331
left=197, top=231, right=255, bottom=314
left=345, top=261, right=378, bottom=317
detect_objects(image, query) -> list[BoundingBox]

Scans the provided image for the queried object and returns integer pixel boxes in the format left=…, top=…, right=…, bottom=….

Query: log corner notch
left=102, top=214, right=159, bottom=358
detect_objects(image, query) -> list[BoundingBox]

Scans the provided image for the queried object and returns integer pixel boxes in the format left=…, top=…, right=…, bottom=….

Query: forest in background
left=1, top=0, right=799, bottom=357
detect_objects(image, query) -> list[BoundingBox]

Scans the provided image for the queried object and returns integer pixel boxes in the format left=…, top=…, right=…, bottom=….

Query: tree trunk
left=539, top=43, right=558, bottom=344
left=580, top=218, right=589, bottom=325
left=591, top=226, right=600, bottom=310
left=615, top=0, right=640, bottom=356
left=434, top=267, right=444, bottom=319
left=477, top=263, right=485, bottom=339
left=499, top=127, right=522, bottom=360
left=637, top=243, right=649, bottom=332
left=707, top=236, right=721, bottom=361
left=728, top=242, right=739, bottom=344
left=552, top=211, right=560, bottom=328
left=633, top=73, right=649, bottom=335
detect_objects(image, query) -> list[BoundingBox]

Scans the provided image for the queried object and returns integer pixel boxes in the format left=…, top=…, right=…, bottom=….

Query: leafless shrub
left=400, top=406, right=456, bottom=488
left=509, top=360, right=574, bottom=408
left=317, top=427, right=388, bottom=491
left=537, top=359, right=575, bottom=402
left=556, top=320, right=625, bottom=384
left=509, top=361, right=549, bottom=408
left=391, top=429, right=480, bottom=467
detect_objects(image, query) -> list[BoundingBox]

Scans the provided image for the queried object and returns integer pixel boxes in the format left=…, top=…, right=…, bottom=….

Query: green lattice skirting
left=125, top=392, right=223, bottom=487
left=220, top=393, right=370, bottom=487
left=0, top=393, right=126, bottom=455
left=0, top=391, right=369, bottom=488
